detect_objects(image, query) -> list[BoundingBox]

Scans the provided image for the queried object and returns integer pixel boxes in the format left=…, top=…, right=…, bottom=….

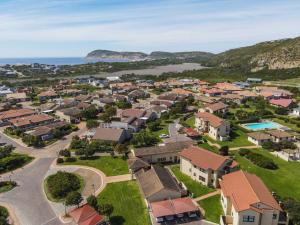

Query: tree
left=84, top=145, right=96, bottom=158
left=86, top=120, right=100, bottom=129
left=98, top=203, right=114, bottom=218
left=282, top=198, right=300, bottom=225
left=116, top=100, right=132, bottom=109
left=87, top=195, right=98, bottom=210
left=147, top=120, right=161, bottom=131
left=114, top=144, right=128, bottom=157
left=65, top=191, right=83, bottom=208
left=131, top=130, right=159, bottom=147
left=0, top=145, right=14, bottom=159
left=81, top=106, right=98, bottom=119
left=219, top=146, right=229, bottom=156
left=59, top=149, right=71, bottom=157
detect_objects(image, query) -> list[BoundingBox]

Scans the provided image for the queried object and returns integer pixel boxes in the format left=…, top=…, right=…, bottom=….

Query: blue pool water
left=243, top=121, right=281, bottom=131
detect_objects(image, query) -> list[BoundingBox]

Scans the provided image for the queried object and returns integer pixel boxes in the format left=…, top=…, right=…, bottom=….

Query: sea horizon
left=0, top=57, right=129, bottom=66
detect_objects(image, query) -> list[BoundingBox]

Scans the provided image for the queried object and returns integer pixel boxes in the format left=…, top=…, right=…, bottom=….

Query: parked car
left=159, top=134, right=170, bottom=138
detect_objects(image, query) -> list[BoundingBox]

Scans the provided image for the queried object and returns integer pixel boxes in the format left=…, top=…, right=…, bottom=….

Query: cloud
left=0, top=0, right=300, bottom=57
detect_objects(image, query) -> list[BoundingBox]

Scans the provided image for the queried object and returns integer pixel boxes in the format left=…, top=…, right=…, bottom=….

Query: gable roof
left=196, top=112, right=226, bottom=128
left=204, top=102, right=228, bottom=111
left=120, top=109, right=146, bottom=118
left=267, top=130, right=293, bottom=138
left=269, top=98, right=293, bottom=108
left=248, top=132, right=272, bottom=140
left=220, top=170, right=281, bottom=212
left=127, top=157, right=150, bottom=172
left=69, top=204, right=105, bottom=225
left=9, top=114, right=53, bottom=127
left=180, top=146, right=234, bottom=170
left=92, top=127, right=126, bottom=142
left=133, top=141, right=193, bottom=157
left=136, top=165, right=181, bottom=198
left=0, top=108, right=36, bottom=120
left=150, top=197, right=199, bottom=218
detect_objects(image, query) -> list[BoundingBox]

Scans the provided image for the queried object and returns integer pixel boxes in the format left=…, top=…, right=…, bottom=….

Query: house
left=269, top=98, right=293, bottom=108
left=120, top=108, right=157, bottom=122
left=266, top=130, right=294, bottom=143
left=91, top=127, right=130, bottom=143
left=69, top=204, right=106, bottom=225
left=200, top=102, right=229, bottom=114
left=195, top=112, right=230, bottom=141
left=150, top=197, right=200, bottom=223
left=127, top=157, right=150, bottom=174
left=214, top=82, right=242, bottom=93
left=220, top=170, right=288, bottom=225
left=292, top=106, right=300, bottom=117
left=38, top=90, right=58, bottom=101
left=6, top=92, right=29, bottom=102
left=9, top=114, right=54, bottom=130
left=220, top=94, right=244, bottom=105
left=136, top=165, right=183, bottom=203
left=55, top=107, right=82, bottom=123
left=128, top=89, right=150, bottom=100
left=0, top=108, right=36, bottom=124
left=233, top=82, right=250, bottom=89
left=233, top=90, right=258, bottom=100
left=132, top=141, right=193, bottom=164
left=179, top=146, right=238, bottom=188
left=75, top=94, right=92, bottom=103
left=272, top=149, right=300, bottom=162
left=247, top=132, right=272, bottom=146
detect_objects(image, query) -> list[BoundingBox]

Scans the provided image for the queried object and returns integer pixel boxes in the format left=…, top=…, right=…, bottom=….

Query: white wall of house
left=247, top=137, right=271, bottom=146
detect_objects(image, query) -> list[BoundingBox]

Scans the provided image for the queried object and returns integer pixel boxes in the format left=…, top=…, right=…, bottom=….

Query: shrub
left=56, top=158, right=64, bottom=164
left=239, top=148, right=250, bottom=156
left=64, top=157, right=77, bottom=162
left=0, top=206, right=9, bottom=225
left=46, top=171, right=81, bottom=199
left=219, top=146, right=229, bottom=156
left=59, top=149, right=71, bottom=157
left=239, top=150, right=278, bottom=170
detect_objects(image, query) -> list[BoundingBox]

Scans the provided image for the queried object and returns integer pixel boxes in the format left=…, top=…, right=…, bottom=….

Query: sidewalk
left=194, top=189, right=220, bottom=202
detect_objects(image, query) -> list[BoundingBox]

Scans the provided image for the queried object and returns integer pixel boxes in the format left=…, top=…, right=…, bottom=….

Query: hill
left=86, top=50, right=214, bottom=62
left=207, top=36, right=300, bottom=72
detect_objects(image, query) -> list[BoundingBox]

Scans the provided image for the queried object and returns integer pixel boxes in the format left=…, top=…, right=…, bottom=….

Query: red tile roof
left=9, top=114, right=53, bottom=127
left=69, top=204, right=105, bottom=225
left=196, top=111, right=226, bottom=128
left=269, top=98, right=293, bottom=108
left=180, top=146, right=234, bottom=170
left=151, top=197, right=199, bottom=218
left=220, top=170, right=282, bottom=212
left=0, top=108, right=36, bottom=120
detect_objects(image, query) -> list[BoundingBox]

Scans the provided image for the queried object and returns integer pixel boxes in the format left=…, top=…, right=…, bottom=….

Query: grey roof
left=127, top=157, right=150, bottom=172
left=59, top=107, right=82, bottom=116
left=136, top=165, right=181, bottom=198
left=92, top=127, right=126, bottom=142
left=133, top=141, right=193, bottom=157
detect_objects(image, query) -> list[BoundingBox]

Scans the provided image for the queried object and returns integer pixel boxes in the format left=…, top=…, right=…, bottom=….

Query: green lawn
left=185, top=116, right=195, bottom=128
left=170, top=165, right=215, bottom=198
left=273, top=117, right=300, bottom=132
left=62, top=156, right=129, bottom=176
left=206, top=128, right=253, bottom=148
left=199, top=195, right=222, bottom=223
left=97, top=181, right=151, bottom=225
left=0, top=181, right=16, bottom=193
left=198, top=142, right=219, bottom=154
left=151, top=121, right=170, bottom=137
left=232, top=148, right=300, bottom=201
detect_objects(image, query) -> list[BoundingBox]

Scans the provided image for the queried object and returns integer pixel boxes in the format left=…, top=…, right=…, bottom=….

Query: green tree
left=98, top=203, right=114, bottom=218
left=219, top=146, right=229, bottom=156
left=81, top=106, right=98, bottom=119
left=65, top=191, right=83, bottom=208
left=87, top=195, right=98, bottom=210
left=147, top=120, right=161, bottom=131
left=86, top=120, right=100, bottom=129
left=114, top=144, right=128, bottom=157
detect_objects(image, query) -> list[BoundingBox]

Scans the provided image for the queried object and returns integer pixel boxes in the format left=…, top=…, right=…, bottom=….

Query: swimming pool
left=242, top=121, right=282, bottom=131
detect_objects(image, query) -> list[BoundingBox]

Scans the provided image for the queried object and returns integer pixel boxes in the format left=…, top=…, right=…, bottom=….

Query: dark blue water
left=0, top=57, right=129, bottom=65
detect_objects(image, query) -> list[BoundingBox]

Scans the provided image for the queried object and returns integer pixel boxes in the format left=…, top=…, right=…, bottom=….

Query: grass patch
left=97, top=181, right=151, bottom=225
left=185, top=116, right=195, bottom=128
left=62, top=156, right=128, bottom=176
left=273, top=117, right=300, bottom=132
left=170, top=165, right=215, bottom=198
left=0, top=153, right=33, bottom=174
left=232, top=148, right=300, bottom=200
left=206, top=128, right=253, bottom=148
left=199, top=195, right=222, bottom=223
left=199, top=142, right=219, bottom=154
left=0, top=181, right=17, bottom=193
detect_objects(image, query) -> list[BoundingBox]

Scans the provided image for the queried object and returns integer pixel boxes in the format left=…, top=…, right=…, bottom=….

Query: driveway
left=164, top=119, right=192, bottom=143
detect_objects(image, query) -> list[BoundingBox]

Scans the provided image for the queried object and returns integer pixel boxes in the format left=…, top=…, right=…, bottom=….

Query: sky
left=0, top=0, right=300, bottom=58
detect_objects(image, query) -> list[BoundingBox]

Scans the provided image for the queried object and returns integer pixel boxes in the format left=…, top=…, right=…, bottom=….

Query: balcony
left=220, top=215, right=233, bottom=225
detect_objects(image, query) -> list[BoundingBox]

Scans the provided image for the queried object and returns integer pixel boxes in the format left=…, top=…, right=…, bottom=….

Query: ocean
left=0, top=57, right=129, bottom=66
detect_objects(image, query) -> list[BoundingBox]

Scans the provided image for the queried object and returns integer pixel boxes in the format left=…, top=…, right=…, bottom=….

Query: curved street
left=0, top=123, right=93, bottom=225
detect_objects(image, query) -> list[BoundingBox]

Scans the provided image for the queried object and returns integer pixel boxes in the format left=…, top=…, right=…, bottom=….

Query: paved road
left=0, top=124, right=87, bottom=225
left=165, top=119, right=192, bottom=143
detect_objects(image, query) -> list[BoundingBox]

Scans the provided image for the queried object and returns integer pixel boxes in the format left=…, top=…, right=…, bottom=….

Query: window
left=273, top=214, right=277, bottom=220
left=243, top=216, right=255, bottom=222
left=199, top=176, right=205, bottom=182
